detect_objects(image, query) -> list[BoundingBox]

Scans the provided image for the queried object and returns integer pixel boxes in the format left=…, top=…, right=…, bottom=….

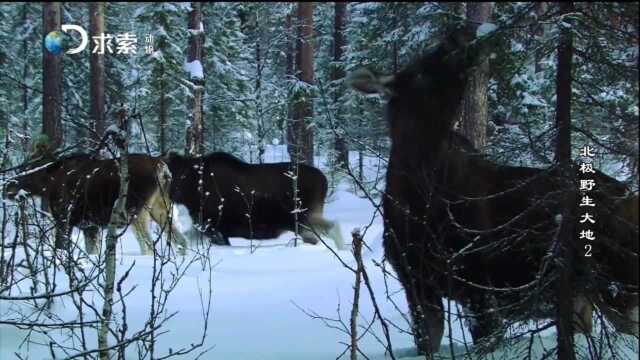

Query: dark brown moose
left=164, top=151, right=344, bottom=249
left=4, top=153, right=187, bottom=255
left=348, top=28, right=638, bottom=355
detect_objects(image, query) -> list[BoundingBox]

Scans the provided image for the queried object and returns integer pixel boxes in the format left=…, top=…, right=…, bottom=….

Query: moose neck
left=388, top=88, right=465, bottom=170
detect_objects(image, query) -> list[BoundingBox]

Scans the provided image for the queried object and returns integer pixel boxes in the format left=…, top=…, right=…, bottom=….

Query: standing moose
left=164, top=151, right=345, bottom=250
left=4, top=153, right=187, bottom=255
left=348, top=27, right=638, bottom=355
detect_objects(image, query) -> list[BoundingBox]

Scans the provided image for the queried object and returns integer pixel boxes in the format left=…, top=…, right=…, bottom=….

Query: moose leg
left=209, top=231, right=230, bottom=246
left=299, top=225, right=320, bottom=245
left=412, top=293, right=445, bottom=357
left=53, top=218, right=71, bottom=251
left=572, top=295, right=594, bottom=334
left=463, top=291, right=504, bottom=350
left=148, top=192, right=187, bottom=255
left=597, top=297, right=639, bottom=336
left=299, top=219, right=345, bottom=250
left=308, top=217, right=345, bottom=250
left=398, top=268, right=444, bottom=357
left=83, top=225, right=101, bottom=255
left=132, top=210, right=153, bottom=255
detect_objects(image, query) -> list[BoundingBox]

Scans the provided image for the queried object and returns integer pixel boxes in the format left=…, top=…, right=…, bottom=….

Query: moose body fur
left=165, top=152, right=344, bottom=249
left=4, top=153, right=187, bottom=255
left=349, top=28, right=638, bottom=355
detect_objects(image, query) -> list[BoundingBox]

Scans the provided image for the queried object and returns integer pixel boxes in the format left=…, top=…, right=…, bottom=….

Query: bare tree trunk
left=159, top=68, right=167, bottom=154
left=256, top=12, right=265, bottom=163
left=42, top=2, right=63, bottom=150
left=21, top=4, right=30, bottom=154
left=287, top=2, right=315, bottom=165
left=459, top=2, right=493, bottom=149
left=350, top=230, right=363, bottom=360
left=553, top=3, right=577, bottom=360
left=534, top=2, right=547, bottom=73
left=42, top=2, right=62, bottom=216
left=185, top=2, right=204, bottom=156
left=89, top=2, right=106, bottom=146
left=333, top=2, right=349, bottom=171
left=98, top=108, right=130, bottom=360
left=281, top=12, right=294, bottom=145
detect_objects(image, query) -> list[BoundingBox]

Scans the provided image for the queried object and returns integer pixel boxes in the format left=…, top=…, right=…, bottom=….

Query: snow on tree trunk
left=458, top=2, right=493, bottom=150
left=98, top=107, right=130, bottom=360
left=185, top=2, right=204, bottom=156
left=42, top=2, right=63, bottom=150
left=284, top=11, right=294, bottom=145
left=333, top=2, right=349, bottom=171
left=287, top=2, right=314, bottom=165
left=89, top=2, right=106, bottom=146
left=534, top=2, right=548, bottom=74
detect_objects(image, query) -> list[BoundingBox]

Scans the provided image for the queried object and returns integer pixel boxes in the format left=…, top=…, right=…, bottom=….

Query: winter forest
left=0, top=2, right=638, bottom=359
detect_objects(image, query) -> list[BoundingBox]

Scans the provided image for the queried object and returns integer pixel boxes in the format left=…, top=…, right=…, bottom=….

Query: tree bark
left=333, top=2, right=349, bottom=170
left=158, top=67, right=167, bottom=154
left=553, top=3, right=577, bottom=360
left=287, top=2, right=315, bottom=165
left=283, top=12, right=294, bottom=144
left=185, top=2, right=204, bottom=156
left=534, top=2, right=548, bottom=73
left=99, top=107, right=130, bottom=360
left=21, top=4, right=30, bottom=154
left=458, top=2, right=493, bottom=150
left=255, top=11, right=265, bottom=163
left=42, top=2, right=63, bottom=150
left=89, top=2, right=106, bottom=146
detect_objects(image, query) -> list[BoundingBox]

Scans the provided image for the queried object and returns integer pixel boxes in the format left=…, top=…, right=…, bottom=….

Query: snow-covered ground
left=1, top=146, right=638, bottom=359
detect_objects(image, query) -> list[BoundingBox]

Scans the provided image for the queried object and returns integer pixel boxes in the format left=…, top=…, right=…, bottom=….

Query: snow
left=15, top=189, right=29, bottom=199
left=1, top=146, right=638, bottom=359
left=476, top=23, right=498, bottom=38
left=150, top=49, right=164, bottom=61
left=184, top=59, right=204, bottom=80
left=1, top=184, right=415, bottom=359
left=188, top=21, right=205, bottom=36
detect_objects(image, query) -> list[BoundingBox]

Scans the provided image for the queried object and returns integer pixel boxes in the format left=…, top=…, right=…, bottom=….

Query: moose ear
left=346, top=68, right=395, bottom=97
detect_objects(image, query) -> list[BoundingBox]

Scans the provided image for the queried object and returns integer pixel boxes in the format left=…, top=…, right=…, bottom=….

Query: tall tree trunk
left=534, top=2, right=547, bottom=73
left=158, top=68, right=167, bottom=154
left=553, top=3, right=577, bottom=360
left=185, top=2, right=204, bottom=156
left=42, top=3, right=63, bottom=215
left=458, top=2, right=493, bottom=149
left=98, top=107, right=130, bottom=360
left=283, top=12, right=294, bottom=145
left=333, top=2, right=349, bottom=170
left=21, top=4, right=30, bottom=154
left=42, top=2, right=63, bottom=150
left=89, top=2, right=106, bottom=147
left=288, top=2, right=315, bottom=165
left=255, top=11, right=265, bottom=163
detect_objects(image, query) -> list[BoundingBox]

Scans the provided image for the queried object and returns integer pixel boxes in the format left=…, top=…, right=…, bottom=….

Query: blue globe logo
left=44, top=31, right=64, bottom=55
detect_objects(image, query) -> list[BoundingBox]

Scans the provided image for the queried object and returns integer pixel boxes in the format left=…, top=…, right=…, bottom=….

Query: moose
left=348, top=27, right=638, bottom=355
left=163, top=151, right=345, bottom=250
left=4, top=152, right=187, bottom=255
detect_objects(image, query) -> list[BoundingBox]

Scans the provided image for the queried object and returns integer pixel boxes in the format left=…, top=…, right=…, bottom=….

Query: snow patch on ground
left=1, top=145, right=638, bottom=359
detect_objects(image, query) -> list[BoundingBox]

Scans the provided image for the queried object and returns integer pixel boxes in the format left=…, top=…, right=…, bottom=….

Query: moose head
left=347, top=26, right=491, bottom=155
left=3, top=134, right=58, bottom=200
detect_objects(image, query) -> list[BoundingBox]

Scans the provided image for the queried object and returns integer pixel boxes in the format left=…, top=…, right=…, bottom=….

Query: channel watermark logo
left=44, top=25, right=154, bottom=55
